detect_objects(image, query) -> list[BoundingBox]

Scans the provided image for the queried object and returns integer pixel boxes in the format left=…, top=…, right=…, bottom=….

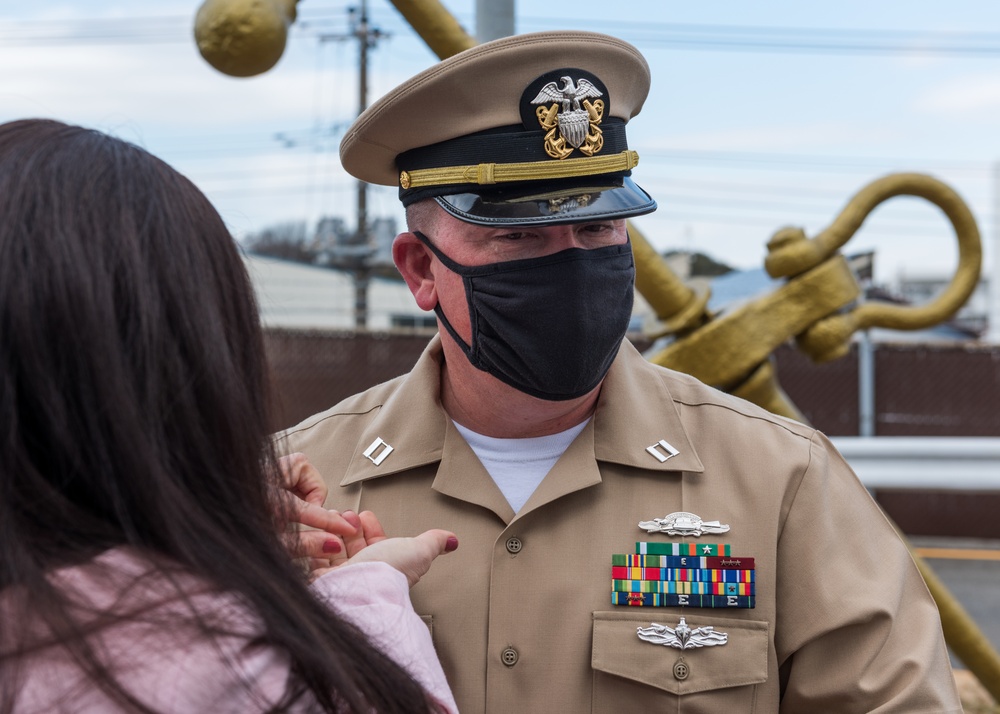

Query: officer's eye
left=495, top=231, right=532, bottom=242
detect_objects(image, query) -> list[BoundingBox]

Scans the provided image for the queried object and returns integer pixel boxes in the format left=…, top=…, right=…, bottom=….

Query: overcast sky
left=3, top=1, right=1000, bottom=286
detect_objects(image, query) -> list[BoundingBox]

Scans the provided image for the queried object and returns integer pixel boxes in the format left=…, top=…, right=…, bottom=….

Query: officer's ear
left=393, top=232, right=438, bottom=310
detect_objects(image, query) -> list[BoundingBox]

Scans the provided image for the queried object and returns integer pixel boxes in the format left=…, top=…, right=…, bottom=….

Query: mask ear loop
left=411, top=230, right=466, bottom=272
left=411, top=231, right=481, bottom=366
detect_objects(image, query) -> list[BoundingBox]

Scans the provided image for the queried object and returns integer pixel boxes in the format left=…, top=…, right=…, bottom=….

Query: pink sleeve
left=310, top=562, right=459, bottom=714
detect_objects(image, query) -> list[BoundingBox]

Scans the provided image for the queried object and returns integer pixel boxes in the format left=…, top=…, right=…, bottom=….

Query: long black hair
left=0, top=119, right=435, bottom=713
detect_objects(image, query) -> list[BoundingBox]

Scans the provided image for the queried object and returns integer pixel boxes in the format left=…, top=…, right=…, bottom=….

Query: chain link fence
left=266, top=329, right=1000, bottom=438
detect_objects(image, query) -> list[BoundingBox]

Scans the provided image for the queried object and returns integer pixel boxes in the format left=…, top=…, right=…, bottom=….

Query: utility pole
left=989, top=161, right=1000, bottom=343
left=296, top=2, right=385, bottom=328
left=475, top=0, right=514, bottom=42
left=343, top=0, right=384, bottom=329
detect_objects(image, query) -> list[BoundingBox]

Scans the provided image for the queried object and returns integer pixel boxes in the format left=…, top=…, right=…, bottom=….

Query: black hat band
left=397, top=119, right=630, bottom=196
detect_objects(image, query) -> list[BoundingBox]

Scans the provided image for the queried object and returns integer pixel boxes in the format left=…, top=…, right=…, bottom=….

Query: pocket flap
left=592, top=611, right=769, bottom=695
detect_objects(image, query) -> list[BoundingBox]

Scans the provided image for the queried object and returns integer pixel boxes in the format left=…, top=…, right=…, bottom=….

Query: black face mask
left=413, top=231, right=635, bottom=401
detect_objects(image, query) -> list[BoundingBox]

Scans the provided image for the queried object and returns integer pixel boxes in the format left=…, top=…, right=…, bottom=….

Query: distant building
left=313, top=215, right=397, bottom=269
left=369, top=217, right=396, bottom=266
left=893, top=274, right=989, bottom=335
left=242, top=252, right=434, bottom=330
left=313, top=216, right=350, bottom=260
left=633, top=261, right=984, bottom=345
left=249, top=243, right=653, bottom=333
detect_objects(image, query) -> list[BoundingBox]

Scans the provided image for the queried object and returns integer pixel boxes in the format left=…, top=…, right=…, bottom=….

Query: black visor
left=434, top=175, right=656, bottom=227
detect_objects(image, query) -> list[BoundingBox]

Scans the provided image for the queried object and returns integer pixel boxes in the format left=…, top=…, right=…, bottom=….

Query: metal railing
left=834, top=437, right=1000, bottom=489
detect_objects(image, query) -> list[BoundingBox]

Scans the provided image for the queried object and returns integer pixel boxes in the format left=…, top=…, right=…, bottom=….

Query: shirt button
left=501, top=647, right=519, bottom=667
left=673, top=659, right=689, bottom=680
left=505, top=536, right=522, bottom=554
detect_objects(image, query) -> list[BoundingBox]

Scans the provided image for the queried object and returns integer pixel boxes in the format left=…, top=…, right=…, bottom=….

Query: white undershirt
left=453, top=419, right=590, bottom=513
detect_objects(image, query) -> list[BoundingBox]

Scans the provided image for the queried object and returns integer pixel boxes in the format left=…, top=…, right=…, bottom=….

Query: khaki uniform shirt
left=284, top=336, right=960, bottom=714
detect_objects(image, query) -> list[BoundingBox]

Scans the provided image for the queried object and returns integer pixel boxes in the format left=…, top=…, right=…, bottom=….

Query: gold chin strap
left=398, top=149, right=639, bottom=189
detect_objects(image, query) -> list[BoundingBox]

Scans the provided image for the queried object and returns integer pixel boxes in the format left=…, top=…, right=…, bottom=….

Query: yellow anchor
left=638, top=172, right=982, bottom=423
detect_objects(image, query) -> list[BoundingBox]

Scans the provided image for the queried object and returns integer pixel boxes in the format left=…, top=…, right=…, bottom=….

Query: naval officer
left=284, top=31, right=960, bottom=713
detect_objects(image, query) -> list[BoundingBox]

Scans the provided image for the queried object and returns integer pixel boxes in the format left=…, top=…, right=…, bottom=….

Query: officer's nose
left=541, top=225, right=588, bottom=252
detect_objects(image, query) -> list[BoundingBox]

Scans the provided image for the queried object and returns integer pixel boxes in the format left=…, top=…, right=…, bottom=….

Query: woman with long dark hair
left=0, top=118, right=458, bottom=713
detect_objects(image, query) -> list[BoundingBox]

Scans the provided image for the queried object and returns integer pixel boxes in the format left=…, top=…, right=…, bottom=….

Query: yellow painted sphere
left=194, top=0, right=294, bottom=77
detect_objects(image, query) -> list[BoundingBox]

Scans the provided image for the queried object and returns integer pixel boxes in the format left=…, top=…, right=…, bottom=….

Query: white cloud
left=639, top=121, right=890, bottom=153
left=894, top=52, right=944, bottom=69
left=914, top=75, right=1000, bottom=116
left=0, top=42, right=346, bottom=129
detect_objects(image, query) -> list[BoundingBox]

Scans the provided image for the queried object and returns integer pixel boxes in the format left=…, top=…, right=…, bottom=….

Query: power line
left=642, top=148, right=990, bottom=173
left=650, top=191, right=956, bottom=222
left=649, top=176, right=983, bottom=201
left=195, top=177, right=987, bottom=232
left=5, top=13, right=1000, bottom=57
left=0, top=16, right=191, bottom=46
left=155, top=134, right=992, bottom=175
left=0, top=7, right=354, bottom=46
left=520, top=17, right=1000, bottom=56
left=643, top=209, right=971, bottom=237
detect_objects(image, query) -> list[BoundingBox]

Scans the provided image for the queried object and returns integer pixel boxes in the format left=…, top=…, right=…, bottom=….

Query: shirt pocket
left=592, top=610, right=769, bottom=713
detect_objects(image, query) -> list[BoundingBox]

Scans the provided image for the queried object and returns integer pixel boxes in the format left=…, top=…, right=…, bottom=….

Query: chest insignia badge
left=637, top=617, right=729, bottom=649
left=639, top=511, right=730, bottom=536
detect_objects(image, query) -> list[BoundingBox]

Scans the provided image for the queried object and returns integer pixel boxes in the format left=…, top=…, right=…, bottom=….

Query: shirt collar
left=339, top=335, right=449, bottom=486
left=340, top=335, right=704, bottom=486
left=593, top=339, right=704, bottom=474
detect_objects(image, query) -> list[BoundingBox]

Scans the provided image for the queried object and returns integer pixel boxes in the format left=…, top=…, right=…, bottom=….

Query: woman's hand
left=278, top=452, right=357, bottom=570
left=313, top=511, right=458, bottom=587
left=278, top=454, right=458, bottom=584
left=280, top=451, right=327, bottom=507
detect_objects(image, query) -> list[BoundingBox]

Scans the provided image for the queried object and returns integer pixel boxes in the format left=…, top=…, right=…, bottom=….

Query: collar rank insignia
left=638, top=511, right=731, bottom=537
left=525, top=68, right=607, bottom=160
left=637, top=617, right=729, bottom=650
